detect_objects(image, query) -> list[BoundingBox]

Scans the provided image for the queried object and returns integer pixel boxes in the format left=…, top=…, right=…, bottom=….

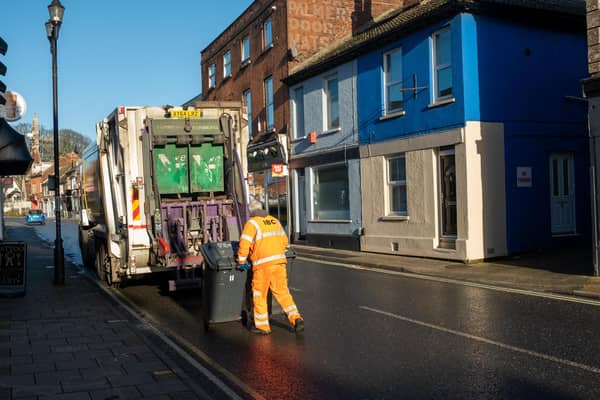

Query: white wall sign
left=1, top=91, right=27, bottom=122
left=517, top=167, right=532, bottom=187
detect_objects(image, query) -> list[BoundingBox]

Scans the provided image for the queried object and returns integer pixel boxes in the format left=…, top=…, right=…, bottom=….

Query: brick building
left=200, top=0, right=406, bottom=228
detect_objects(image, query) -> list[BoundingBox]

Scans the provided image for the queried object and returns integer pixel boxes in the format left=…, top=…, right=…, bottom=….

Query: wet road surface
left=117, top=258, right=600, bottom=399
left=30, top=221, right=600, bottom=399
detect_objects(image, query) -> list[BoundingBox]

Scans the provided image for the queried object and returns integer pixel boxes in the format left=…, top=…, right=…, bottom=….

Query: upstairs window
left=432, top=27, right=452, bottom=101
left=384, top=48, right=403, bottom=114
left=292, top=86, right=305, bottom=139
left=263, top=18, right=273, bottom=49
left=223, top=50, right=231, bottom=78
left=324, top=75, right=339, bottom=130
left=241, top=35, right=250, bottom=63
left=243, top=89, right=252, bottom=138
left=264, top=76, right=274, bottom=131
left=387, top=155, right=407, bottom=215
left=208, top=64, right=216, bottom=88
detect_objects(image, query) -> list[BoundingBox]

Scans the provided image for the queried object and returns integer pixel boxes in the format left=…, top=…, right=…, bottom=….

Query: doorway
left=549, top=153, right=576, bottom=235
left=439, top=147, right=457, bottom=249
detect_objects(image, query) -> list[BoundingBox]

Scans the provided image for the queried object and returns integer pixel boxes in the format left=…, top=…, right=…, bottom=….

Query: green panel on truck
left=153, top=144, right=189, bottom=194
left=190, top=143, right=224, bottom=192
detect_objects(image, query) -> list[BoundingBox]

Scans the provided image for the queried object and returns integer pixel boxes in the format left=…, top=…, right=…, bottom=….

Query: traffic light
left=0, top=36, right=6, bottom=106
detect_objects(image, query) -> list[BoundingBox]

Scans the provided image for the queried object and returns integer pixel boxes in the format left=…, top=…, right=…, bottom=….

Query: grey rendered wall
left=290, top=60, right=362, bottom=237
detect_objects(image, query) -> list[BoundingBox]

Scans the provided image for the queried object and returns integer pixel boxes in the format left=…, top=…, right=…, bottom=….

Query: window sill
left=379, top=110, right=406, bottom=121
left=308, top=219, right=352, bottom=224
left=379, top=215, right=410, bottom=222
left=291, top=135, right=307, bottom=143
left=321, top=127, right=341, bottom=136
left=222, top=75, right=231, bottom=83
left=427, top=97, right=456, bottom=109
left=241, top=59, right=251, bottom=69
left=260, top=43, right=274, bottom=56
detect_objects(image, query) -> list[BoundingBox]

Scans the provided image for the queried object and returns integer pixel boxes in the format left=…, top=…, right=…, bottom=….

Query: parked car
left=25, top=209, right=46, bottom=225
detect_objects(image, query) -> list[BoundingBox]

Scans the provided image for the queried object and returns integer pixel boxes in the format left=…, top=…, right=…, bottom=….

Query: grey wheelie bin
left=200, top=241, right=246, bottom=330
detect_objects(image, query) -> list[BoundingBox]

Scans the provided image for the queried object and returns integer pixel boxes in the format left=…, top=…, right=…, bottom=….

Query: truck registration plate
left=170, top=110, right=201, bottom=118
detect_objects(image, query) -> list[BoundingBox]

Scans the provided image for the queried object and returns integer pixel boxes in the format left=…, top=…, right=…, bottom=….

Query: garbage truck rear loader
left=78, top=103, right=249, bottom=288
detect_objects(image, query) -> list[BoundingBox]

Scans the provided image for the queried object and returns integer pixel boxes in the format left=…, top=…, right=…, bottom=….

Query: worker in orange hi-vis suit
left=237, top=204, right=304, bottom=335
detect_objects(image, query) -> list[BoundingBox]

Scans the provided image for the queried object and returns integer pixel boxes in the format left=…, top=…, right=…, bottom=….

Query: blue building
left=286, top=0, right=589, bottom=261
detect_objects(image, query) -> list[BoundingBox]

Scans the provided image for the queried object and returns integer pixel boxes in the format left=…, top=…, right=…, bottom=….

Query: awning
left=0, top=118, right=33, bottom=175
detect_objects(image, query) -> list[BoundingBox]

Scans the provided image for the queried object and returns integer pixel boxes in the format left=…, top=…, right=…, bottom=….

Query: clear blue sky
left=2, top=0, right=252, bottom=140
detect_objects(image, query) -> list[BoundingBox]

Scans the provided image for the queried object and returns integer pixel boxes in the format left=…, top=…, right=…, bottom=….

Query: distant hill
left=12, top=122, right=91, bottom=162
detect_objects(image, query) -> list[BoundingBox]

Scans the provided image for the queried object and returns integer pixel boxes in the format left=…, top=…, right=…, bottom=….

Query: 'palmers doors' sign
left=0, top=242, right=26, bottom=296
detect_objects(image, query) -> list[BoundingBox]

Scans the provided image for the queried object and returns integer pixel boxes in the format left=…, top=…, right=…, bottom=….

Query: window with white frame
left=432, top=27, right=452, bottom=101
left=263, top=18, right=272, bottom=49
left=292, top=86, right=305, bottom=139
left=384, top=48, right=403, bottom=114
left=223, top=50, right=231, bottom=78
left=208, top=64, right=216, bottom=88
left=241, top=35, right=250, bottom=63
left=264, top=76, right=274, bottom=131
left=324, top=75, right=339, bottom=130
left=312, top=163, right=350, bottom=220
left=243, top=89, right=252, bottom=138
left=387, top=155, right=407, bottom=215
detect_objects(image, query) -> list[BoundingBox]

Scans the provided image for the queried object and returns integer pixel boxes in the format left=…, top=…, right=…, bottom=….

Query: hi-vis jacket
left=237, top=215, right=288, bottom=269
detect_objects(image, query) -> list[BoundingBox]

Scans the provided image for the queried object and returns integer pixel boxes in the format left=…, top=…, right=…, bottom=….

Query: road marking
left=297, top=256, right=600, bottom=306
left=360, top=305, right=600, bottom=375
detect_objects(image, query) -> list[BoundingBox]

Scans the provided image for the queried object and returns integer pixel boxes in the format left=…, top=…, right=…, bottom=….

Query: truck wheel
left=94, top=243, right=106, bottom=280
left=96, top=243, right=116, bottom=287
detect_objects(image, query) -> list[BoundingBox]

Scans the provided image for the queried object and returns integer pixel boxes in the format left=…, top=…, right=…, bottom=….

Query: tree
left=12, top=122, right=91, bottom=161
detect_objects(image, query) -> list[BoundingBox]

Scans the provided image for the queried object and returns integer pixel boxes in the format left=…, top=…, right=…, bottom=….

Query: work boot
left=294, top=318, right=304, bottom=333
left=250, top=326, right=271, bottom=335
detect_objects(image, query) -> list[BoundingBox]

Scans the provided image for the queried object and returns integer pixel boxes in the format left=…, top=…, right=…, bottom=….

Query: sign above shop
left=271, top=163, right=288, bottom=177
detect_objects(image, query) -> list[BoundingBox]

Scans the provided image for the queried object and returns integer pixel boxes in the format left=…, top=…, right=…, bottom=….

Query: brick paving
left=0, top=226, right=210, bottom=400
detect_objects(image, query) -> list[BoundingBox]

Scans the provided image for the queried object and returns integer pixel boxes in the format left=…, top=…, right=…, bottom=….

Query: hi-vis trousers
left=252, top=263, right=301, bottom=332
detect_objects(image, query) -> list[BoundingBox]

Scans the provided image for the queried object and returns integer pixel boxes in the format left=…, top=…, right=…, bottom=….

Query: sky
left=2, top=0, right=253, bottom=140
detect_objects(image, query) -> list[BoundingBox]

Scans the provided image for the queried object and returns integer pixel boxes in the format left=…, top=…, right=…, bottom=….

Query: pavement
left=0, top=224, right=215, bottom=400
left=2, top=222, right=600, bottom=400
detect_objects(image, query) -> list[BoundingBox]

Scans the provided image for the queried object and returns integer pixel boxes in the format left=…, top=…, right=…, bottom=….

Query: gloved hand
left=238, top=263, right=250, bottom=271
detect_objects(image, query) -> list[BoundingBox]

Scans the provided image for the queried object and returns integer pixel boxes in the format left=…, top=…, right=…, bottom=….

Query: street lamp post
left=46, top=0, right=65, bottom=286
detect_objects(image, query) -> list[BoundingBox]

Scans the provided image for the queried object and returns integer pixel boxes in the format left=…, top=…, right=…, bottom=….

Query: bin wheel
left=241, top=310, right=253, bottom=328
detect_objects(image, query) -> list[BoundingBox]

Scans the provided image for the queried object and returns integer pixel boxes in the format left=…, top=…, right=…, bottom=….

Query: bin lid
left=200, top=241, right=239, bottom=271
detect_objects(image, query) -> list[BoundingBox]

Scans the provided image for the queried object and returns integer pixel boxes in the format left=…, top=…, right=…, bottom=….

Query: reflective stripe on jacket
left=237, top=215, right=288, bottom=269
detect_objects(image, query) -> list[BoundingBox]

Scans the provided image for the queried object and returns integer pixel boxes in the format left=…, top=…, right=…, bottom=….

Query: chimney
left=352, top=0, right=373, bottom=34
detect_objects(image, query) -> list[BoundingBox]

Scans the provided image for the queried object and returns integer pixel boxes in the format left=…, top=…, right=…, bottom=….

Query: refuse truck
left=78, top=102, right=249, bottom=289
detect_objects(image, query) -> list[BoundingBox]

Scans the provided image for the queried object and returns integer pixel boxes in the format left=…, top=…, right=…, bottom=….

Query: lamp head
left=47, top=0, right=65, bottom=24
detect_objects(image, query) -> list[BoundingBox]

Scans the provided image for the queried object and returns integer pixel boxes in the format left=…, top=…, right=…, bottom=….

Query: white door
left=549, top=153, right=576, bottom=235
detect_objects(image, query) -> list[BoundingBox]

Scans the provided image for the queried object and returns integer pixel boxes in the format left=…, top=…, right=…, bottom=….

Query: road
left=27, top=220, right=600, bottom=399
